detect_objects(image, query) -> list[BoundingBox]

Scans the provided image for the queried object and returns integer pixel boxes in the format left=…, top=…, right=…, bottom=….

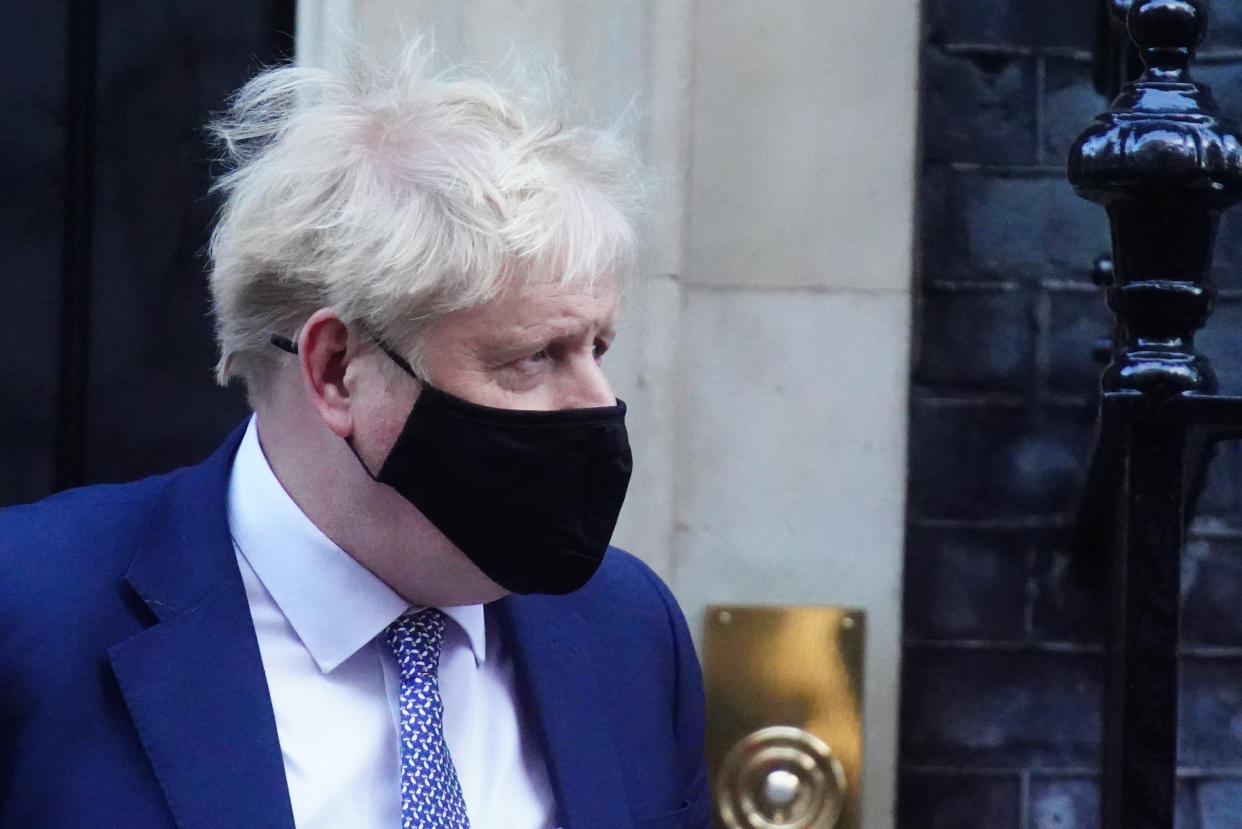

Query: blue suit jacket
left=0, top=426, right=710, bottom=828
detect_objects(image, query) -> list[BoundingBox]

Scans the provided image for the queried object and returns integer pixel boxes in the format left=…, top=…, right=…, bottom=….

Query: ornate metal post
left=1070, top=1, right=1242, bottom=826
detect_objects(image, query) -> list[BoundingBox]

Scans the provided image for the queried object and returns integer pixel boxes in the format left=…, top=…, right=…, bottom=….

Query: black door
left=1, top=0, right=294, bottom=506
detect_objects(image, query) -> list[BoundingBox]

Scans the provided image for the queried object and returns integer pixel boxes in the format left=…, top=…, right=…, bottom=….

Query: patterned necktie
left=385, top=609, right=471, bottom=829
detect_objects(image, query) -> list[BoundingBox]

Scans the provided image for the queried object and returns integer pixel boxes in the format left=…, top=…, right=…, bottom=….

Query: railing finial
left=1129, top=0, right=1204, bottom=80
left=1069, top=0, right=1242, bottom=397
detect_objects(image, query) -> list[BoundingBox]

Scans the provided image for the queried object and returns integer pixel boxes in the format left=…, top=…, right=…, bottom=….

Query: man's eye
left=593, top=339, right=609, bottom=361
left=524, top=349, right=549, bottom=363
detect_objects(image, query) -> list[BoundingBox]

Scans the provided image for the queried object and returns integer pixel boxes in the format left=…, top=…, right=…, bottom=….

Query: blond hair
left=207, top=47, right=643, bottom=389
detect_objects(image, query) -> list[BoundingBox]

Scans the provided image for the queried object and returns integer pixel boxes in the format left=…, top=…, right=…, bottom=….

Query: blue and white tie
left=385, top=609, right=471, bottom=829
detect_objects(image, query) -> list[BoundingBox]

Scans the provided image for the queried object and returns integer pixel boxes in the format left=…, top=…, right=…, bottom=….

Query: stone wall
left=901, top=1, right=1242, bottom=826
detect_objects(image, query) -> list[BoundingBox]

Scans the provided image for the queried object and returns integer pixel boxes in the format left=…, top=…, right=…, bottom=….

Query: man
left=0, top=51, right=709, bottom=828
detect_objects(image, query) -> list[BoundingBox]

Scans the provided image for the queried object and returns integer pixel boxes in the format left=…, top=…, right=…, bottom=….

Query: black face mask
left=272, top=335, right=633, bottom=594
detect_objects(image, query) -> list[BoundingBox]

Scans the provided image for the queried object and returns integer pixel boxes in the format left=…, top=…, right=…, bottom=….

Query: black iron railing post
left=1110, top=417, right=1185, bottom=827
left=1070, top=1, right=1242, bottom=826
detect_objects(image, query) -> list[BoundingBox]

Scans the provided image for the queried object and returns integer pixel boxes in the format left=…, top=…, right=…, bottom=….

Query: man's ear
left=298, top=308, right=356, bottom=439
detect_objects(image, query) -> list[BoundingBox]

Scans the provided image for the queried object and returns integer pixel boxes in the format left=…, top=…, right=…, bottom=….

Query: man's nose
left=558, top=355, right=616, bottom=409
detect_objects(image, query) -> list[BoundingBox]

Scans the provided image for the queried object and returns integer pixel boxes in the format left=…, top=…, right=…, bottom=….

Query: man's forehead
left=456, top=279, right=619, bottom=334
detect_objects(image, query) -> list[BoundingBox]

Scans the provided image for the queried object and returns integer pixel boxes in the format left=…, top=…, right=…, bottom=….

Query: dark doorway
left=1, top=0, right=294, bottom=506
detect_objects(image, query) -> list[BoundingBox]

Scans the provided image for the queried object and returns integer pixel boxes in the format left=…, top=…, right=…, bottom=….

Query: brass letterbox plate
left=704, top=605, right=865, bottom=829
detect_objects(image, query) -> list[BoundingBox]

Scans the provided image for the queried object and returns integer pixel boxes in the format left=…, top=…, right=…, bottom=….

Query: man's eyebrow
left=529, top=310, right=617, bottom=339
left=481, top=315, right=615, bottom=356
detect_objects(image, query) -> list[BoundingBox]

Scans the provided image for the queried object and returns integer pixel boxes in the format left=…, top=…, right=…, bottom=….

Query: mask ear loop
left=270, top=334, right=298, bottom=354
left=270, top=332, right=424, bottom=382
left=372, top=339, right=423, bottom=384
left=268, top=331, right=423, bottom=483
left=342, top=434, right=383, bottom=482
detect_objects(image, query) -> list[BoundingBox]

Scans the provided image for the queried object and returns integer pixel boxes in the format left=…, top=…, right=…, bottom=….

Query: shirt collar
left=227, top=416, right=487, bottom=672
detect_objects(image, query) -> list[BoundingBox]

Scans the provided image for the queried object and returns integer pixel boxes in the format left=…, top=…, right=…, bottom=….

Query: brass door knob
left=715, top=725, right=846, bottom=829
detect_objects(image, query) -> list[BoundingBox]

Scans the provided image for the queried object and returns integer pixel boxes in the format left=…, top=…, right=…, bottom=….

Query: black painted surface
left=899, top=773, right=1021, bottom=829
left=904, top=0, right=1242, bottom=825
left=1180, top=657, right=1242, bottom=768
left=1028, top=777, right=1101, bottom=829
left=902, top=648, right=1104, bottom=768
left=925, top=0, right=1097, bottom=51
left=1030, top=538, right=1108, bottom=645
left=922, top=167, right=1109, bottom=285
left=903, top=526, right=1030, bottom=641
left=0, top=3, right=69, bottom=505
left=914, top=288, right=1035, bottom=392
left=908, top=401, right=1093, bottom=520
left=0, top=2, right=292, bottom=505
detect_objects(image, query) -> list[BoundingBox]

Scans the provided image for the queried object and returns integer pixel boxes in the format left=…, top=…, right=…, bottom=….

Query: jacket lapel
left=107, top=425, right=296, bottom=829
left=496, top=596, right=630, bottom=829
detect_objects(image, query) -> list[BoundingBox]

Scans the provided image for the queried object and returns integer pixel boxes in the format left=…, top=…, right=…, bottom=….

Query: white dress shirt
left=227, top=417, right=558, bottom=829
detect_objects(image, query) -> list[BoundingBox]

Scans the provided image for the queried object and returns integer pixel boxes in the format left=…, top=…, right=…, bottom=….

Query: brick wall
left=901, top=1, right=1242, bottom=826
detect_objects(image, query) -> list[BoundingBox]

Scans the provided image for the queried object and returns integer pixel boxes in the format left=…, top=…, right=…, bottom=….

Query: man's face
left=309, top=276, right=622, bottom=604
left=349, top=276, right=620, bottom=490
left=415, top=277, right=620, bottom=412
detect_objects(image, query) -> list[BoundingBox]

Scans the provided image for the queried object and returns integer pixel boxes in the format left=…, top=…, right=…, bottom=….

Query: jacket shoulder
left=566, top=546, right=702, bottom=720
left=0, top=473, right=177, bottom=620
left=581, top=546, right=680, bottom=607
left=554, top=547, right=710, bottom=819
